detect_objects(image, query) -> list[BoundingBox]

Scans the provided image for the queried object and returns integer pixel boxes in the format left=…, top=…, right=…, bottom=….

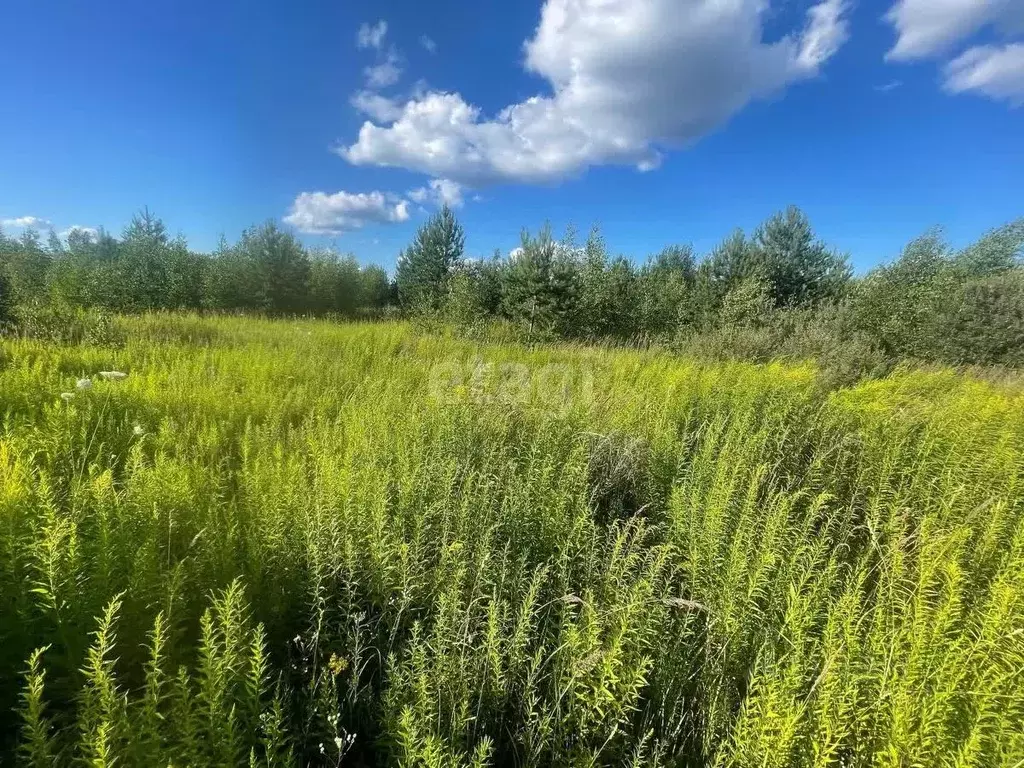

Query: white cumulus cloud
left=357, top=21, right=388, bottom=50
left=2, top=215, right=51, bottom=229
left=284, top=191, right=410, bottom=235
left=408, top=179, right=464, bottom=208
left=885, top=0, right=1024, bottom=60
left=339, top=0, right=850, bottom=187
left=944, top=43, right=1024, bottom=104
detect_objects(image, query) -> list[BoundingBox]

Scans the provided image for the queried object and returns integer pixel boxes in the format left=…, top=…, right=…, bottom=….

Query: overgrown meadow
left=1, top=314, right=1022, bottom=766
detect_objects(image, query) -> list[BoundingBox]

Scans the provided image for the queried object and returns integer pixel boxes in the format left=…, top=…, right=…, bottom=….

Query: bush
left=933, top=270, right=1024, bottom=366
left=674, top=304, right=890, bottom=388
left=9, top=303, right=126, bottom=347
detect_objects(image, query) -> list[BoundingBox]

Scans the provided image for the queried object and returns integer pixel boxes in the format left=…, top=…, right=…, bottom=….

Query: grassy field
left=0, top=314, right=1022, bottom=767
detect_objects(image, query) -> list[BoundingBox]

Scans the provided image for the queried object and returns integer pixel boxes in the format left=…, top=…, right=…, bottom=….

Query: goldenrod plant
left=0, top=313, right=1021, bottom=766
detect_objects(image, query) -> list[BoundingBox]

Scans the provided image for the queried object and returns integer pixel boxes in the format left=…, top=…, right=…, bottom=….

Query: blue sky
left=1, top=0, right=1022, bottom=273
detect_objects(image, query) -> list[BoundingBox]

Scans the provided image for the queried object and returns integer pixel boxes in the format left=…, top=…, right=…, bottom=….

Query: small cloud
left=351, top=90, right=405, bottom=122
left=420, top=35, right=437, bottom=53
left=407, top=178, right=464, bottom=208
left=943, top=43, right=1024, bottom=106
left=2, top=215, right=51, bottom=229
left=357, top=20, right=387, bottom=50
left=874, top=80, right=903, bottom=92
left=284, top=190, right=410, bottom=235
left=364, top=49, right=403, bottom=89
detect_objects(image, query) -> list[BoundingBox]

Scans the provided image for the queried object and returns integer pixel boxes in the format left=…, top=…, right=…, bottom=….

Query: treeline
left=2, top=205, right=1022, bottom=375
left=0, top=209, right=393, bottom=319
left=396, top=206, right=1024, bottom=375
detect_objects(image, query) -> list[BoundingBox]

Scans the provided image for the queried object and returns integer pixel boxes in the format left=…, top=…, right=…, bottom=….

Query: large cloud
left=339, top=0, right=849, bottom=186
left=886, top=0, right=1024, bottom=60
left=284, top=191, right=410, bottom=235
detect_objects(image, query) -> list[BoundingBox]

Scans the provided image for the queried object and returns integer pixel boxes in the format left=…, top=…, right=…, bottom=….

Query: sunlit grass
left=1, top=313, right=1021, bottom=766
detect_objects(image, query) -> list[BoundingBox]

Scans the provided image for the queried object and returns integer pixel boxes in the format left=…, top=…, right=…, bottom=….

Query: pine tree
left=396, top=205, right=465, bottom=312
left=234, top=222, right=311, bottom=314
left=751, top=206, right=851, bottom=307
left=501, top=225, right=577, bottom=340
left=120, top=207, right=170, bottom=310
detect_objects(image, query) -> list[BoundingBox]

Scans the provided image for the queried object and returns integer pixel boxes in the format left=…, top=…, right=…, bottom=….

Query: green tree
left=573, top=225, right=613, bottom=338
left=119, top=207, right=170, bottom=310
left=692, top=230, right=756, bottom=327
left=936, top=269, right=1024, bottom=366
left=848, top=230, right=953, bottom=359
left=396, top=205, right=465, bottom=312
left=165, top=237, right=208, bottom=309
left=307, top=249, right=367, bottom=316
left=951, top=219, right=1023, bottom=278
left=719, top=274, right=775, bottom=327
left=637, top=245, right=695, bottom=338
left=233, top=222, right=311, bottom=314
left=501, top=225, right=577, bottom=340
left=359, top=264, right=393, bottom=313
left=750, top=206, right=851, bottom=307
left=1, top=228, right=53, bottom=305
left=0, top=228, right=13, bottom=323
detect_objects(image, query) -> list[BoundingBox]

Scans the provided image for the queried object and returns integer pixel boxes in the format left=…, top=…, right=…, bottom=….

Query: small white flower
left=76, top=378, right=92, bottom=391
left=60, top=392, right=75, bottom=403
left=99, top=371, right=128, bottom=381
left=132, top=424, right=145, bottom=437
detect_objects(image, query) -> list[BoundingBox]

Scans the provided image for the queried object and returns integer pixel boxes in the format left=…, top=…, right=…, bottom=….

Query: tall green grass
left=0, top=313, right=1021, bottom=766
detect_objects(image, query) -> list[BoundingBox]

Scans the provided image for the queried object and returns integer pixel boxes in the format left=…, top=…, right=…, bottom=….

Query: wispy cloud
left=883, top=0, right=1024, bottom=105
left=364, top=49, right=403, bottom=89
left=420, top=35, right=437, bottom=53
left=874, top=80, right=903, bottom=92
left=357, top=20, right=387, bottom=50
left=944, top=44, right=1024, bottom=106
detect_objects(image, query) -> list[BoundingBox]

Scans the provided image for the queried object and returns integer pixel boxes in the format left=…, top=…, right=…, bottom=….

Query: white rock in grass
left=76, top=378, right=93, bottom=390
left=99, top=371, right=128, bottom=381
